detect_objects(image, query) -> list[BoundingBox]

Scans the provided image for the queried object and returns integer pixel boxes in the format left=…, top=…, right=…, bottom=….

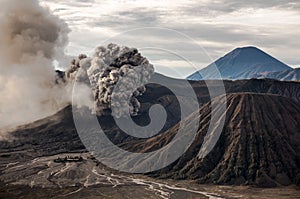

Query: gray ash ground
left=0, top=153, right=299, bottom=199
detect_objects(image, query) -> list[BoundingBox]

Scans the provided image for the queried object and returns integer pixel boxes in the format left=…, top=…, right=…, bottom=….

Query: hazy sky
left=41, top=0, right=300, bottom=78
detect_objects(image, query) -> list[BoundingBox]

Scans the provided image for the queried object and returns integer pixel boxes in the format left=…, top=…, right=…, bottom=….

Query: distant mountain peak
left=231, top=46, right=273, bottom=55
left=231, top=46, right=256, bottom=52
left=187, top=46, right=291, bottom=80
left=236, top=46, right=260, bottom=50
left=229, top=46, right=270, bottom=54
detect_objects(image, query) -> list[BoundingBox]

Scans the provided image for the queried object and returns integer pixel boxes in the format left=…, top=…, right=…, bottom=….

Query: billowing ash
left=66, top=44, right=154, bottom=118
left=0, top=0, right=69, bottom=64
left=0, top=0, right=154, bottom=130
left=0, top=0, right=70, bottom=129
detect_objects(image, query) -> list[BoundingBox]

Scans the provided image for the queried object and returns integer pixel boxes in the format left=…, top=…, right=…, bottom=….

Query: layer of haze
left=0, top=0, right=70, bottom=130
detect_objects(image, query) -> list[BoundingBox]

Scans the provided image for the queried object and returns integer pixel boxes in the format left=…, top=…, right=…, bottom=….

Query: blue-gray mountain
left=187, top=46, right=299, bottom=81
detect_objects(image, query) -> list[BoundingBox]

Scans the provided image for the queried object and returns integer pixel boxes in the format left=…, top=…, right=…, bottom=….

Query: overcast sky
left=41, top=0, right=300, bottom=78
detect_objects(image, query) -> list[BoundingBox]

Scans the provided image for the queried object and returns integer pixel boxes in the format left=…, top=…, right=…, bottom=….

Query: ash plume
left=0, top=0, right=70, bottom=129
left=67, top=44, right=154, bottom=118
left=0, top=0, right=154, bottom=130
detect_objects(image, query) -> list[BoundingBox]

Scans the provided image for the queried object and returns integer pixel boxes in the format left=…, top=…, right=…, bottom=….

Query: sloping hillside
left=1, top=77, right=300, bottom=188
left=141, top=93, right=300, bottom=187
left=187, top=47, right=291, bottom=80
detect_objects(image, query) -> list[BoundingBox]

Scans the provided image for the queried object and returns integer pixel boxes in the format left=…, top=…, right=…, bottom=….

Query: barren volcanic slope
left=0, top=77, right=300, bottom=191
left=141, top=93, right=300, bottom=187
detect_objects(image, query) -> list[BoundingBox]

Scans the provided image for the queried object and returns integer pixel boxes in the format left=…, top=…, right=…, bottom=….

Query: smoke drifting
left=0, top=0, right=154, bottom=130
left=67, top=44, right=154, bottom=118
left=0, top=0, right=69, bottom=64
left=0, top=0, right=70, bottom=129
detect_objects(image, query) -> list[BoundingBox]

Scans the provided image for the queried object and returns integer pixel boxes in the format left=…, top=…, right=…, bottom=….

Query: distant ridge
left=187, top=46, right=291, bottom=80
left=250, top=68, right=300, bottom=81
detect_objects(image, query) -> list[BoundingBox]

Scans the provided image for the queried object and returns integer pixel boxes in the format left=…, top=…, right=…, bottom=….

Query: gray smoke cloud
left=0, top=0, right=69, bottom=64
left=67, top=43, right=154, bottom=118
left=0, top=0, right=70, bottom=130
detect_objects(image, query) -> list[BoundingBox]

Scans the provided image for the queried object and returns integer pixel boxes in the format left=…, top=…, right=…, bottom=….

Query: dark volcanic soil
left=0, top=76, right=300, bottom=189
left=143, top=93, right=300, bottom=187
